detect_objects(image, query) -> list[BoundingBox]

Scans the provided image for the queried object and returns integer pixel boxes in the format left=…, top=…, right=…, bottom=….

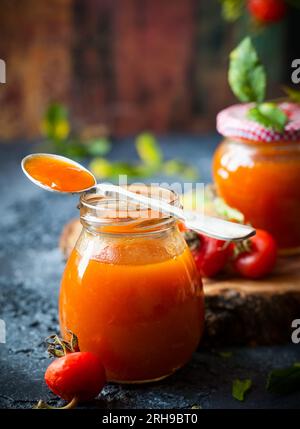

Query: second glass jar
left=213, top=138, right=300, bottom=253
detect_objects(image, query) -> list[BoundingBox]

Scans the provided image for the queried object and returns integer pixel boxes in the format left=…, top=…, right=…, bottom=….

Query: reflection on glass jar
left=213, top=138, right=300, bottom=253
left=59, top=186, right=204, bottom=383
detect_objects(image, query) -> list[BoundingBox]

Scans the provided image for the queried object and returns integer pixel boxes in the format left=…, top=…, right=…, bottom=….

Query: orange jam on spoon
left=24, top=155, right=95, bottom=192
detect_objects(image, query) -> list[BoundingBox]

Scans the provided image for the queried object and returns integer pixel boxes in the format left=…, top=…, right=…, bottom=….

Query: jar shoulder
left=74, top=227, right=188, bottom=265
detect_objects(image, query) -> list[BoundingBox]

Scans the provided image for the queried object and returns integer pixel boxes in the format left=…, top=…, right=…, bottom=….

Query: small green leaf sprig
left=230, top=362, right=300, bottom=402
left=267, top=362, right=300, bottom=394
left=41, top=104, right=198, bottom=181
left=228, top=37, right=289, bottom=133
left=232, top=378, right=252, bottom=401
left=220, top=0, right=244, bottom=23
left=41, top=103, right=111, bottom=159
left=90, top=132, right=198, bottom=181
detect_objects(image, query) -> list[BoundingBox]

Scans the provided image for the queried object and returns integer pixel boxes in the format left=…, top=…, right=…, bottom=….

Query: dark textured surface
left=0, top=137, right=300, bottom=409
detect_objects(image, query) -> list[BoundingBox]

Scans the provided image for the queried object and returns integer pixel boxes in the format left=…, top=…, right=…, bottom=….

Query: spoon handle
left=97, top=184, right=255, bottom=241
left=184, top=212, right=255, bottom=241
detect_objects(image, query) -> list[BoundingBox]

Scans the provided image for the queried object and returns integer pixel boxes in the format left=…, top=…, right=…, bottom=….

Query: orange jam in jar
left=213, top=103, right=300, bottom=254
left=59, top=186, right=204, bottom=383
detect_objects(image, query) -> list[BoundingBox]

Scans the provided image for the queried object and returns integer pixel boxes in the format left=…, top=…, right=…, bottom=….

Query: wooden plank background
left=0, top=0, right=294, bottom=139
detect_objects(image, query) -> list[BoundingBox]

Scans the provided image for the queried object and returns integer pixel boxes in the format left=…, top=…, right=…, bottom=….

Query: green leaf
left=89, top=158, right=113, bottom=179
left=89, top=159, right=151, bottom=180
left=42, top=103, right=70, bottom=142
left=213, top=197, right=245, bottom=222
left=109, top=162, right=149, bottom=178
left=55, top=139, right=88, bottom=159
left=220, top=0, right=244, bottom=22
left=162, top=160, right=199, bottom=181
left=228, top=37, right=266, bottom=103
left=232, top=379, right=252, bottom=401
left=218, top=351, right=233, bottom=358
left=85, top=138, right=111, bottom=157
left=203, top=185, right=245, bottom=221
left=45, top=103, right=68, bottom=123
left=247, top=102, right=288, bottom=133
left=283, top=86, right=300, bottom=103
left=180, top=167, right=199, bottom=181
left=266, top=363, right=300, bottom=395
left=135, top=133, right=162, bottom=167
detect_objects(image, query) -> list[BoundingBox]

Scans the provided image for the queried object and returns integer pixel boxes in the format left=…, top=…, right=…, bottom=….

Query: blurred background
left=0, top=0, right=299, bottom=142
left=1, top=2, right=300, bottom=412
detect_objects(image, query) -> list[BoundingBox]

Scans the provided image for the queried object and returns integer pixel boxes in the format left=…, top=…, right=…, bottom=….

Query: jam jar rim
left=79, top=184, right=182, bottom=234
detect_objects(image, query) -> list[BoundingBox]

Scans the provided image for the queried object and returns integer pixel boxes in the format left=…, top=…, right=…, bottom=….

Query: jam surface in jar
left=59, top=188, right=204, bottom=383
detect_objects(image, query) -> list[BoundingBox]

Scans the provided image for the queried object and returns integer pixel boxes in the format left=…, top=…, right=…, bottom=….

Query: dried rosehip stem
left=46, top=330, right=80, bottom=358
left=233, top=238, right=253, bottom=258
left=34, top=396, right=78, bottom=410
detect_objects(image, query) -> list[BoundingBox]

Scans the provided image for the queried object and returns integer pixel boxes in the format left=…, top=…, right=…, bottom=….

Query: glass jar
left=213, top=138, right=300, bottom=253
left=59, top=185, right=204, bottom=383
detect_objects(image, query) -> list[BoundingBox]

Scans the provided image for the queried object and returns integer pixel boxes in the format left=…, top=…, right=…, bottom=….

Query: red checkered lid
left=217, top=102, right=300, bottom=142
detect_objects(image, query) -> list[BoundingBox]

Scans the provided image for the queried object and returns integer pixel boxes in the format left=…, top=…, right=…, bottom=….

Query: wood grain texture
left=0, top=0, right=288, bottom=139
left=0, top=0, right=72, bottom=139
left=203, top=258, right=300, bottom=346
left=59, top=218, right=300, bottom=346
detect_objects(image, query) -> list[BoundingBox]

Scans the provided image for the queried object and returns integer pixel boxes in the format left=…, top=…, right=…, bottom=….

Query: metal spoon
left=22, top=153, right=255, bottom=241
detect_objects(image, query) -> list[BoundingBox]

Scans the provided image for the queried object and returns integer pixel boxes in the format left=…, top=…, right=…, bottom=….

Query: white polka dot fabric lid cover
left=217, top=102, right=300, bottom=142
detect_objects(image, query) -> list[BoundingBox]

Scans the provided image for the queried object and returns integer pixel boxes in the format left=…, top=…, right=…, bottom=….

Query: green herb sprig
left=220, top=0, right=244, bottom=23
left=41, top=103, right=111, bottom=159
left=283, top=86, right=300, bottom=103
left=41, top=104, right=198, bottom=181
left=228, top=37, right=289, bottom=133
left=267, top=363, right=300, bottom=395
left=247, top=102, right=288, bottom=133
left=90, top=132, right=198, bottom=181
left=232, top=378, right=252, bottom=401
